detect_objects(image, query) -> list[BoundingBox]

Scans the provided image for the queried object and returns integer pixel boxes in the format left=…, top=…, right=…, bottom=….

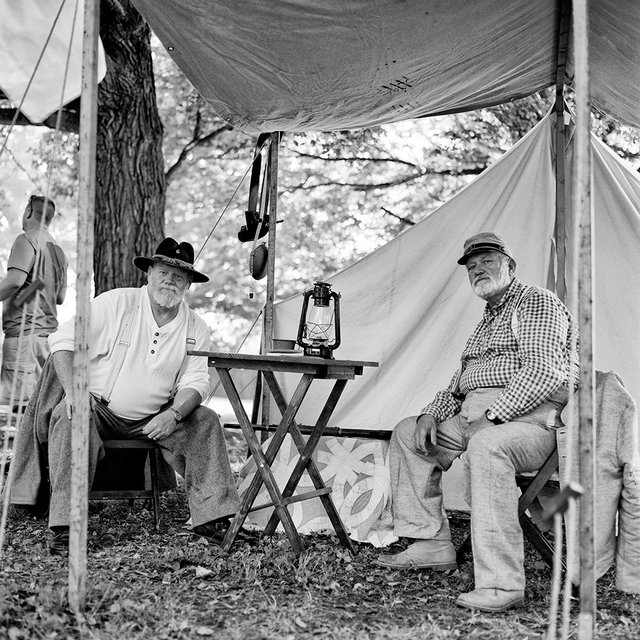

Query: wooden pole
left=573, top=0, right=596, bottom=636
left=260, top=133, right=280, bottom=432
left=553, top=0, right=571, bottom=302
left=68, top=0, right=99, bottom=613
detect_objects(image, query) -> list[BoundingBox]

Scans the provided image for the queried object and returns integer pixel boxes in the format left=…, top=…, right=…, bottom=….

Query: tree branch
left=286, top=166, right=484, bottom=192
left=165, top=123, right=233, bottom=184
left=381, top=206, right=415, bottom=226
left=290, top=148, right=421, bottom=170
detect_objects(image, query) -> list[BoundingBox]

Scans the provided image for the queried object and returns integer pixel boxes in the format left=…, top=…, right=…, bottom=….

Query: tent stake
left=68, top=0, right=99, bottom=613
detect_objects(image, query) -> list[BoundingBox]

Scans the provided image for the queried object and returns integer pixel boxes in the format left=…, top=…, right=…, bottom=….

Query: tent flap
left=131, top=0, right=640, bottom=132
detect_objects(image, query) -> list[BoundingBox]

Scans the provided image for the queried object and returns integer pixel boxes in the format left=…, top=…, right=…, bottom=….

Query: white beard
left=150, top=286, right=183, bottom=309
left=471, top=262, right=511, bottom=300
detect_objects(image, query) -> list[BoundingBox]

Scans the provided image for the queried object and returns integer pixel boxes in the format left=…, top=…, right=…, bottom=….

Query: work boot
left=456, top=588, right=525, bottom=612
left=375, top=539, right=457, bottom=571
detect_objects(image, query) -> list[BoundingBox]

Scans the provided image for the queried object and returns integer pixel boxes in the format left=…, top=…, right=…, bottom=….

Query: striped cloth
left=423, top=278, right=579, bottom=423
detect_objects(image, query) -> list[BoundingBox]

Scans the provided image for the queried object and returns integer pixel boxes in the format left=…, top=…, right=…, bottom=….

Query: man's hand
left=142, top=409, right=178, bottom=441
left=415, top=413, right=438, bottom=455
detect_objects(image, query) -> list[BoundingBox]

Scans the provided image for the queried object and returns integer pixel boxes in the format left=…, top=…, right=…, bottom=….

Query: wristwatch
left=170, top=407, right=183, bottom=423
left=485, top=409, right=502, bottom=425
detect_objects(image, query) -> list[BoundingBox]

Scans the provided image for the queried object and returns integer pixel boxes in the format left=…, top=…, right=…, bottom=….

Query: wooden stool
left=89, top=439, right=161, bottom=530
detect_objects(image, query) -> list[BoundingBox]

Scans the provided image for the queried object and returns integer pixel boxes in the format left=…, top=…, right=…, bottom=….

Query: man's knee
left=465, top=431, right=500, bottom=460
left=392, top=415, right=419, bottom=446
left=184, top=405, right=223, bottom=434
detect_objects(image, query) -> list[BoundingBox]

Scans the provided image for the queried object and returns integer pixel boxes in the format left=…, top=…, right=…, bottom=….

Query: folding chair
left=456, top=447, right=564, bottom=570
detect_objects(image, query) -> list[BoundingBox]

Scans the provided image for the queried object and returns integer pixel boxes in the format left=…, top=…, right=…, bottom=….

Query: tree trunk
left=95, top=0, right=165, bottom=294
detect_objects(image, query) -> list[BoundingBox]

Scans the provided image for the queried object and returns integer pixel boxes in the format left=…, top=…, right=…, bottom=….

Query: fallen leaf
left=195, top=626, right=215, bottom=636
left=195, top=566, right=213, bottom=578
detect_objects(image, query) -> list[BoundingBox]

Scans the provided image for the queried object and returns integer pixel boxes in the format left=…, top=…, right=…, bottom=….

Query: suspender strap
left=100, top=302, right=139, bottom=405
left=170, top=308, right=197, bottom=399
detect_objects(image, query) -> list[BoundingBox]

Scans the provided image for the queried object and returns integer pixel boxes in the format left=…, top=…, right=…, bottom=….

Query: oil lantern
left=296, top=282, right=341, bottom=358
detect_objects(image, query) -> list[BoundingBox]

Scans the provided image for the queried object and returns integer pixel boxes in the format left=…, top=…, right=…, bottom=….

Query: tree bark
left=94, top=0, right=165, bottom=294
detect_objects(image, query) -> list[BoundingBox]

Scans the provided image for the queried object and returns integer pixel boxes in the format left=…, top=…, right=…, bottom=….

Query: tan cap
left=457, top=231, right=515, bottom=266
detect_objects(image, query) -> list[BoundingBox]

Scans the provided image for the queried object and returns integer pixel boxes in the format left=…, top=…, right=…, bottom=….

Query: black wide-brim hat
left=133, top=237, right=209, bottom=283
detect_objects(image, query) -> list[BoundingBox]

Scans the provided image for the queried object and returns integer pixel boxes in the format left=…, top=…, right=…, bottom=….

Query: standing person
left=0, top=195, right=67, bottom=410
left=376, top=232, right=579, bottom=612
left=10, top=237, right=240, bottom=555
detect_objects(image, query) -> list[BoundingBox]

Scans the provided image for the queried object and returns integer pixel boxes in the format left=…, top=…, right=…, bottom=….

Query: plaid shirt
left=422, top=278, right=579, bottom=423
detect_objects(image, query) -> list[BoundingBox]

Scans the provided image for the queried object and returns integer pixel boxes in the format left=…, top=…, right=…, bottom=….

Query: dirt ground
left=1, top=430, right=639, bottom=639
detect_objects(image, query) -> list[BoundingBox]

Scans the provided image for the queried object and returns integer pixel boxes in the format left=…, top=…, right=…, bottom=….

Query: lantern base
left=302, top=345, right=334, bottom=359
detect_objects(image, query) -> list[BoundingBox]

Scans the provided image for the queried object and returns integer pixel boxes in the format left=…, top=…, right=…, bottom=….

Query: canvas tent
left=0, top=0, right=106, bottom=124
left=3, top=1, right=639, bottom=131
left=131, top=0, right=640, bottom=132
left=271, top=110, right=640, bottom=431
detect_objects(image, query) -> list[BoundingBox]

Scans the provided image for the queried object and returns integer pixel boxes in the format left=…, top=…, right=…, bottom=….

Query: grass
left=1, top=429, right=639, bottom=639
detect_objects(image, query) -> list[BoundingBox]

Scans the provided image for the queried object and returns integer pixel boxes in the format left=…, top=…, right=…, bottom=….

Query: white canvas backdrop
left=0, top=0, right=106, bottom=123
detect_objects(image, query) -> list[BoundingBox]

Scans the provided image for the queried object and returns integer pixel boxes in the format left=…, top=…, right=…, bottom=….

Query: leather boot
left=375, top=539, right=457, bottom=570
left=456, top=588, right=525, bottom=612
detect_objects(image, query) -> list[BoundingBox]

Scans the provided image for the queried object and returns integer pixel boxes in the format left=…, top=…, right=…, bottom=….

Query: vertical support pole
left=554, top=91, right=567, bottom=301
left=68, top=0, right=99, bottom=613
left=573, top=0, right=596, bottom=637
left=261, top=133, right=280, bottom=432
left=553, top=0, right=571, bottom=302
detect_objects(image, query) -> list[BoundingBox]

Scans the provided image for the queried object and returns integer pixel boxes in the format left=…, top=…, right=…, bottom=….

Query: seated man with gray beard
left=10, top=237, right=240, bottom=555
left=376, top=232, right=579, bottom=613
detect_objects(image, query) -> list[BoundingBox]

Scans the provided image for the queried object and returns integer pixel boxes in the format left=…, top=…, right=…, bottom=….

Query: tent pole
left=553, top=0, right=571, bottom=302
left=573, top=0, right=596, bottom=637
left=260, top=132, right=280, bottom=433
left=554, top=92, right=567, bottom=301
left=68, top=0, right=99, bottom=613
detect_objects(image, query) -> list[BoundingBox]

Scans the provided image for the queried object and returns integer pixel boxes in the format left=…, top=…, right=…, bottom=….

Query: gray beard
left=150, top=287, right=183, bottom=309
left=472, top=279, right=502, bottom=299
left=471, top=266, right=511, bottom=301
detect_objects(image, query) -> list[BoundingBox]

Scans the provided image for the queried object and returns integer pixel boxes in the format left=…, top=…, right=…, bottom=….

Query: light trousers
left=0, top=334, right=50, bottom=408
left=389, top=387, right=564, bottom=591
left=47, top=398, right=240, bottom=528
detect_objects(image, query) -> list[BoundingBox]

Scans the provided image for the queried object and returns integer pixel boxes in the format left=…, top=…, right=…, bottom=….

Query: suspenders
left=99, top=301, right=197, bottom=406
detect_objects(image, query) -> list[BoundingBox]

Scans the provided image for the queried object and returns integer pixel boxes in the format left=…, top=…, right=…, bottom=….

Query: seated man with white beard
left=376, top=232, right=579, bottom=613
left=10, top=237, right=240, bottom=555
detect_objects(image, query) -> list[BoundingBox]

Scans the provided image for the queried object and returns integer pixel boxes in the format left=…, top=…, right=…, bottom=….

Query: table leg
left=262, top=372, right=354, bottom=551
left=217, top=367, right=313, bottom=554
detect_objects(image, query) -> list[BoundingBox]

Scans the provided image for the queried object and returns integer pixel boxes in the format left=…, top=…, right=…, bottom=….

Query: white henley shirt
left=48, top=286, right=211, bottom=420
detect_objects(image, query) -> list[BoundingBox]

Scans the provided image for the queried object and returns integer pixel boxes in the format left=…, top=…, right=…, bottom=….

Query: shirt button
left=155, top=332, right=159, bottom=337
left=153, top=340, right=157, bottom=344
left=151, top=350, right=155, bottom=354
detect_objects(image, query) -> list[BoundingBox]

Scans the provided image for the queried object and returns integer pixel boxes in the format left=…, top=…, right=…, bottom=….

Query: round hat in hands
left=457, top=231, right=516, bottom=266
left=133, top=237, right=209, bottom=283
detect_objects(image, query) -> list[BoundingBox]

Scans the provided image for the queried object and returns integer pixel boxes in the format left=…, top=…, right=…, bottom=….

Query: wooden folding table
left=189, top=351, right=378, bottom=555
